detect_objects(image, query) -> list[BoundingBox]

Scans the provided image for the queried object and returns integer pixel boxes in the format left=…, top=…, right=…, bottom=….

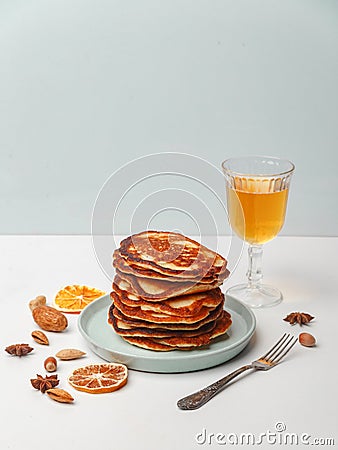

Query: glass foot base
left=226, top=283, right=283, bottom=308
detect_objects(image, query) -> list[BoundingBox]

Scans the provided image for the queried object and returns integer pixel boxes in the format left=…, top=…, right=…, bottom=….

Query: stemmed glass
left=222, top=156, right=295, bottom=308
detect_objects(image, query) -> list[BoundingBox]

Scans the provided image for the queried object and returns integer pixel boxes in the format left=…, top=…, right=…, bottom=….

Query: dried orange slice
left=68, top=363, right=128, bottom=394
left=54, top=285, right=106, bottom=313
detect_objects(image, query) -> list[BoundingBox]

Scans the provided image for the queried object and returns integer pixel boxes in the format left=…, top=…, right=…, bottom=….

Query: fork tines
left=261, top=333, right=297, bottom=364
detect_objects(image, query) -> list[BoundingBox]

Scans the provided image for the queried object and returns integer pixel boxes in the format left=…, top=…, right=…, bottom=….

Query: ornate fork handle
left=177, top=364, right=253, bottom=410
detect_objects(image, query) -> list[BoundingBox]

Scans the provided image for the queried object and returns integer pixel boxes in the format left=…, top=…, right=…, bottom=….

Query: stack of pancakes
left=108, top=231, right=232, bottom=351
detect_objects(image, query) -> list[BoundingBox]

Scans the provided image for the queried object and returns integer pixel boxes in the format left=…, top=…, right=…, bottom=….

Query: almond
left=32, top=305, right=68, bottom=332
left=46, top=388, right=74, bottom=403
left=31, top=330, right=49, bottom=345
left=55, top=349, right=86, bottom=360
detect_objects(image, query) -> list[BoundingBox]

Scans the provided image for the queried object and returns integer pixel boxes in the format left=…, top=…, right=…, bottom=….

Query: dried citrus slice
left=54, top=285, right=106, bottom=313
left=68, top=363, right=128, bottom=394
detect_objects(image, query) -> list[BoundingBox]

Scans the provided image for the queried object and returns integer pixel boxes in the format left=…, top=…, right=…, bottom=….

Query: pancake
left=111, top=291, right=219, bottom=324
left=155, top=311, right=232, bottom=347
left=112, top=281, right=224, bottom=317
left=118, top=231, right=227, bottom=280
left=113, top=252, right=228, bottom=284
left=110, top=313, right=217, bottom=338
left=114, top=270, right=226, bottom=300
left=121, top=311, right=232, bottom=351
left=109, top=302, right=224, bottom=331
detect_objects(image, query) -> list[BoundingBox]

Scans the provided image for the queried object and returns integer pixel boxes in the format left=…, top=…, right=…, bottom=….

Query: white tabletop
left=1, top=236, right=337, bottom=450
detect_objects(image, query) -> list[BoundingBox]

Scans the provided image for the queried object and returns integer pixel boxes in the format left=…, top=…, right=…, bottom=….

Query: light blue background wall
left=0, top=0, right=337, bottom=235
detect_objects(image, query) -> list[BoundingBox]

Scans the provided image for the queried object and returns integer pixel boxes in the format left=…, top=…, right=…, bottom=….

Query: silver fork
left=177, top=333, right=297, bottom=410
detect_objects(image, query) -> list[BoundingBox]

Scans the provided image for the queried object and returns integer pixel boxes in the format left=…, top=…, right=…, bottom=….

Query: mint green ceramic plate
left=78, top=294, right=256, bottom=373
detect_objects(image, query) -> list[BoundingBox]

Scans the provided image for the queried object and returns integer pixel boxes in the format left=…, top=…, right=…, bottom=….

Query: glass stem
left=247, top=245, right=263, bottom=289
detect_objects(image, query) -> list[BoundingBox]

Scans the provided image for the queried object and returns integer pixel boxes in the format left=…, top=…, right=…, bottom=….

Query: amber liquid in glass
left=227, top=185, right=289, bottom=245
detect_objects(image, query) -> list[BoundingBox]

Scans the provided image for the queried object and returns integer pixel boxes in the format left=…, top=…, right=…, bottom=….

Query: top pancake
left=117, top=231, right=227, bottom=281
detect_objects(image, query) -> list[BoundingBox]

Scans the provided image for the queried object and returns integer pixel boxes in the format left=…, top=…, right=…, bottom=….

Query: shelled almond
left=55, top=349, right=86, bottom=360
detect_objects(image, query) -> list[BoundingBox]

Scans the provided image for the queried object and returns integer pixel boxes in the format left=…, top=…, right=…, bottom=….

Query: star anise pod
left=5, top=343, right=33, bottom=356
left=30, top=374, right=59, bottom=393
left=283, top=312, right=314, bottom=325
